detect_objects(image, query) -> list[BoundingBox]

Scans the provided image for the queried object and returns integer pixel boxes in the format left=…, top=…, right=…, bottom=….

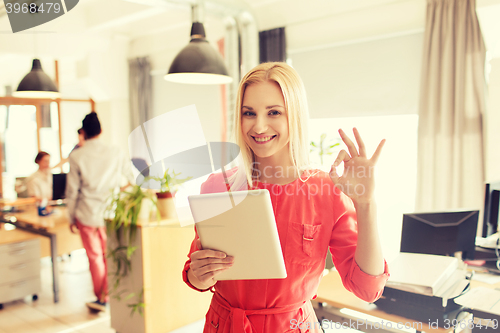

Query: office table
left=0, top=207, right=83, bottom=303
left=315, top=269, right=500, bottom=333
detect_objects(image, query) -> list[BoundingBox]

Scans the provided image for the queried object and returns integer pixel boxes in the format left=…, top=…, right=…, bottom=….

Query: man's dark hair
left=82, top=112, right=101, bottom=139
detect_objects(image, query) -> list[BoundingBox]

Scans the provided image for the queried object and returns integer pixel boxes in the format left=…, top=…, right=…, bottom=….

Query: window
left=309, top=115, right=418, bottom=261
left=5, top=105, right=38, bottom=177
left=0, top=97, right=94, bottom=198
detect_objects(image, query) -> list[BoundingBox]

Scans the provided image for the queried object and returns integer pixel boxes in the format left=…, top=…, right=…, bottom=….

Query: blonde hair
left=228, top=62, right=311, bottom=190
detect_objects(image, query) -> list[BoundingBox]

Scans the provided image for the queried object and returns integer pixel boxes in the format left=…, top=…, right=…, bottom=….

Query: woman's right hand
left=188, top=239, right=234, bottom=290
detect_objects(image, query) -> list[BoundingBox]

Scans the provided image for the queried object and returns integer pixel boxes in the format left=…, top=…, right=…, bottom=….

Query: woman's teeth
left=254, top=136, right=274, bottom=142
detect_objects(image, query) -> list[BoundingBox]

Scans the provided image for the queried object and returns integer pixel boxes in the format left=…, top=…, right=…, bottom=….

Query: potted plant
left=310, top=133, right=340, bottom=165
left=104, top=181, right=212, bottom=332
left=148, top=168, right=192, bottom=219
left=104, top=184, right=156, bottom=317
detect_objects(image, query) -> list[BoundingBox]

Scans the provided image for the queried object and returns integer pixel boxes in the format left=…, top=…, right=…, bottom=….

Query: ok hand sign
left=329, top=128, right=385, bottom=205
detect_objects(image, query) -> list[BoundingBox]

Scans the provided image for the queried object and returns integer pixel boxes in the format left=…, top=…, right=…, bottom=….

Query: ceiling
left=1, top=0, right=499, bottom=55
left=0, top=0, right=499, bottom=94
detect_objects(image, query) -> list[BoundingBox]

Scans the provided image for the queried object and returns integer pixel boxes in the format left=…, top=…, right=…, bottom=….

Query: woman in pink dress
left=183, top=62, right=390, bottom=333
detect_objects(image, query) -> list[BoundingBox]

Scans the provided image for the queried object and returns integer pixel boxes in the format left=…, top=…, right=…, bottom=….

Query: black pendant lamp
left=14, top=59, right=60, bottom=98
left=165, top=4, right=232, bottom=85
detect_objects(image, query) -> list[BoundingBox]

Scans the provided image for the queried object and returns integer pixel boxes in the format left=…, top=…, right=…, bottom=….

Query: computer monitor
left=52, top=173, right=67, bottom=200
left=482, top=181, right=500, bottom=237
left=400, top=210, right=479, bottom=260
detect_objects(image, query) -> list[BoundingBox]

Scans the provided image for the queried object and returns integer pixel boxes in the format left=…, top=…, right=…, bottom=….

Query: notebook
left=387, top=252, right=459, bottom=296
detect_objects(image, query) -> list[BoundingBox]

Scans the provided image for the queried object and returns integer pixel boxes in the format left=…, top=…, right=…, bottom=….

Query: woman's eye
left=242, top=111, right=255, bottom=116
left=269, top=110, right=281, bottom=116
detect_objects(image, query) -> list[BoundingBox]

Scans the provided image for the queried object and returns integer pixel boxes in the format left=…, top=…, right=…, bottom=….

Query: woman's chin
left=252, top=147, right=283, bottom=160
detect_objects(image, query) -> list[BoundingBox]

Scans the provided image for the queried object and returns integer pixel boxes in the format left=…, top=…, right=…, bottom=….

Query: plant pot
left=156, top=192, right=177, bottom=219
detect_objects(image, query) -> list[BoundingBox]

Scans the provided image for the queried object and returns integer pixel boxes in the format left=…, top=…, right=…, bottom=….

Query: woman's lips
left=252, top=135, right=277, bottom=144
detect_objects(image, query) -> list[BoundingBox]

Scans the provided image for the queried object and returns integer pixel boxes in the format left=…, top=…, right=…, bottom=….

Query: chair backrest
left=15, top=177, right=29, bottom=198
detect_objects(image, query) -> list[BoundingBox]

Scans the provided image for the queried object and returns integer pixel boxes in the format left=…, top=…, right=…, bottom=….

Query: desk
left=315, top=269, right=500, bottom=333
left=0, top=207, right=83, bottom=303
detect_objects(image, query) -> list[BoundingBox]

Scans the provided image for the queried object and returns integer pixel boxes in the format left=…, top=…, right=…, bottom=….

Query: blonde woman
left=183, top=62, right=389, bottom=332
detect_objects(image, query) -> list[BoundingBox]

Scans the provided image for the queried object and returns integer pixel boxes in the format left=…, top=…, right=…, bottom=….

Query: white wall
left=292, top=30, right=500, bottom=259
left=130, top=18, right=226, bottom=145
left=151, top=75, right=222, bottom=144
left=291, top=32, right=424, bottom=119
left=292, top=33, right=424, bottom=261
left=87, top=35, right=131, bottom=154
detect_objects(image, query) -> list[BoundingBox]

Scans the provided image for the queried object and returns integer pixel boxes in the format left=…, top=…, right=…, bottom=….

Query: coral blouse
left=183, top=169, right=389, bottom=333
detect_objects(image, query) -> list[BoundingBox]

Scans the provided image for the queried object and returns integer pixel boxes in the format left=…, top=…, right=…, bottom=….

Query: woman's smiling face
left=241, top=80, right=290, bottom=161
left=38, top=155, right=51, bottom=171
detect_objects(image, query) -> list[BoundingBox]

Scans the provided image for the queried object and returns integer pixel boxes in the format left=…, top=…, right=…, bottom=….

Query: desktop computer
left=476, top=182, right=500, bottom=272
left=482, top=181, right=500, bottom=237
left=385, top=191, right=500, bottom=325
left=400, top=210, right=479, bottom=260
left=52, top=173, right=67, bottom=200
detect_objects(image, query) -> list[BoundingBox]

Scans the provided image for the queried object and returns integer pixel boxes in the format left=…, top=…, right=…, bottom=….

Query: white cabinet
left=0, top=239, right=41, bottom=309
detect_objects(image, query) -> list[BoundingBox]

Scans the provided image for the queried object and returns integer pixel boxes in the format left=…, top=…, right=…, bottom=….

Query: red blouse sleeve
left=182, top=174, right=217, bottom=292
left=329, top=188, right=390, bottom=303
left=182, top=226, right=213, bottom=292
left=182, top=172, right=231, bottom=292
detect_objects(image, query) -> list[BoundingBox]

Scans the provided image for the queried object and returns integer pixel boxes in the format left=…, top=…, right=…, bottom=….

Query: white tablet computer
left=187, top=189, right=287, bottom=280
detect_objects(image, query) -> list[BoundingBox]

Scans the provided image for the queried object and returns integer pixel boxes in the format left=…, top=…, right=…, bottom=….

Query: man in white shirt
left=66, top=112, right=134, bottom=312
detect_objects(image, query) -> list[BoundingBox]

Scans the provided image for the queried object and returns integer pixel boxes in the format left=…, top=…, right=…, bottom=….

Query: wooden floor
left=0, top=250, right=205, bottom=333
left=0, top=248, right=364, bottom=333
left=0, top=248, right=368, bottom=333
left=0, top=250, right=112, bottom=333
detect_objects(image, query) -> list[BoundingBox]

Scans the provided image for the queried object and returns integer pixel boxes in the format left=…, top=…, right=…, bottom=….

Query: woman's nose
left=253, top=116, right=268, bottom=134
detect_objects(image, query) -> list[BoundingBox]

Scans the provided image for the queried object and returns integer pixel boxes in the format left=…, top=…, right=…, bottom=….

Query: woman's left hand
left=329, top=128, right=385, bottom=205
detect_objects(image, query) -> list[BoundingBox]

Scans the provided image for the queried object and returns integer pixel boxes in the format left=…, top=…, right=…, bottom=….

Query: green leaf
left=124, top=292, right=135, bottom=301
left=126, top=246, right=137, bottom=260
left=105, top=184, right=152, bottom=318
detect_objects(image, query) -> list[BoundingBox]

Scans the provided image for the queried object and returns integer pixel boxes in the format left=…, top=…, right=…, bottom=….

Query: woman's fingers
left=191, top=259, right=233, bottom=273
left=330, top=149, right=351, bottom=184
left=352, top=128, right=367, bottom=158
left=192, top=260, right=233, bottom=284
left=370, top=139, right=386, bottom=164
left=189, top=253, right=234, bottom=268
left=338, top=129, right=359, bottom=158
left=190, top=249, right=234, bottom=282
left=198, top=266, right=232, bottom=284
left=340, top=128, right=385, bottom=163
left=331, top=149, right=351, bottom=169
left=191, top=249, right=227, bottom=260
left=194, top=259, right=234, bottom=277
